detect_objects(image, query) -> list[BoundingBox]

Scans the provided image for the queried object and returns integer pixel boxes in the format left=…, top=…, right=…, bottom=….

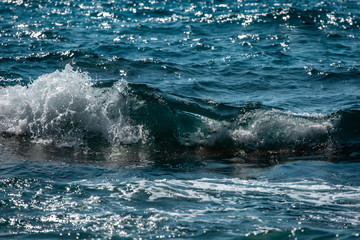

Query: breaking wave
left=0, top=65, right=358, bottom=156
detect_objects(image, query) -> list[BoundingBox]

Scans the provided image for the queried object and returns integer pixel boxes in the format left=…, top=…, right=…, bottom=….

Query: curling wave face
left=0, top=65, right=353, bottom=158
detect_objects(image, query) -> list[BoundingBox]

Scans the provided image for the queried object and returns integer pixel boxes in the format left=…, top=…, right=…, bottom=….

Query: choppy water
left=0, top=0, right=360, bottom=239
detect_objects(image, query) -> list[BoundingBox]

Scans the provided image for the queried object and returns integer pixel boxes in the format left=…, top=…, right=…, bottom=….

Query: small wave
left=0, top=65, right=357, bottom=157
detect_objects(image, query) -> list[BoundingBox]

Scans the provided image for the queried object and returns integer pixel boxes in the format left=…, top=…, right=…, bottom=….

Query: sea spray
left=0, top=65, right=142, bottom=146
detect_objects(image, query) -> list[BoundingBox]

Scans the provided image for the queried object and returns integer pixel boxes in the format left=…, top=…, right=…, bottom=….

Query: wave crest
left=0, top=65, right=142, bottom=147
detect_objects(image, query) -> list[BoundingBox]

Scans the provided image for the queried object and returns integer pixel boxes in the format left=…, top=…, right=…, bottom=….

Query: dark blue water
left=1, top=0, right=360, bottom=239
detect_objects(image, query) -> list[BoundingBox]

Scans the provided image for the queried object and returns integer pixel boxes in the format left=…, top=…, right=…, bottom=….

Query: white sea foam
left=74, top=176, right=360, bottom=231
left=177, top=109, right=338, bottom=149
left=0, top=64, right=142, bottom=146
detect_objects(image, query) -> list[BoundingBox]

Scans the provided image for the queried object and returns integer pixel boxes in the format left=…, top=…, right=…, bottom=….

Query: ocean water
left=0, top=0, right=360, bottom=239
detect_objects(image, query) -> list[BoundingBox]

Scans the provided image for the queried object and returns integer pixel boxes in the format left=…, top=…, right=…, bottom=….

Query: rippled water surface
left=0, top=0, right=360, bottom=239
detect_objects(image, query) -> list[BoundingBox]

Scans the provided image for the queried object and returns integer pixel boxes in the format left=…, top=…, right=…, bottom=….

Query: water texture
left=0, top=0, right=360, bottom=239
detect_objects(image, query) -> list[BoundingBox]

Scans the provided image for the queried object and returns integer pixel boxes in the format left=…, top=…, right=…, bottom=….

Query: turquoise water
left=0, top=0, right=360, bottom=239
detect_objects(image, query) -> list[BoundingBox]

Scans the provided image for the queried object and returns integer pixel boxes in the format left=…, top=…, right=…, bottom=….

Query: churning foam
left=177, top=109, right=338, bottom=149
left=0, top=65, right=142, bottom=146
